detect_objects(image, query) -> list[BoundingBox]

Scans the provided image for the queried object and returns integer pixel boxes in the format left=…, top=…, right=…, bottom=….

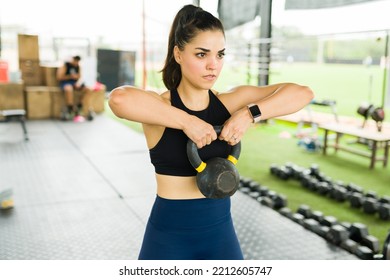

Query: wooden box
left=25, top=86, right=51, bottom=119
left=18, top=34, right=40, bottom=60
left=0, top=82, right=25, bottom=110
left=41, top=65, right=59, bottom=87
left=19, top=59, right=42, bottom=86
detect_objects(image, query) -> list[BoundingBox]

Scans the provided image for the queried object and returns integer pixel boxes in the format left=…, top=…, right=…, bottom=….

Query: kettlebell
left=186, top=126, right=241, bottom=199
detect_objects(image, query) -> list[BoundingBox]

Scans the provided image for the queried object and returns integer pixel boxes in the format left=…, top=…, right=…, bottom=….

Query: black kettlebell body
left=187, top=126, right=241, bottom=199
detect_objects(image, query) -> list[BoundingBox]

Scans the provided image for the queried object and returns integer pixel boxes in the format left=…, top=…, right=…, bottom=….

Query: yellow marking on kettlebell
left=196, top=161, right=207, bottom=172
left=227, top=155, right=238, bottom=165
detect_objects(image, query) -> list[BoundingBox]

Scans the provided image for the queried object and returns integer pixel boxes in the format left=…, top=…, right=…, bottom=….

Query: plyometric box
left=50, top=86, right=107, bottom=119
left=0, top=82, right=25, bottom=110
left=19, top=59, right=42, bottom=86
left=25, top=86, right=52, bottom=119
left=18, top=34, right=40, bottom=60
left=40, top=65, right=59, bottom=87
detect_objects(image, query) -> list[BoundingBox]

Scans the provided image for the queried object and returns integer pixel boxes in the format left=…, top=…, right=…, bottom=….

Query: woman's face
left=174, top=30, right=225, bottom=90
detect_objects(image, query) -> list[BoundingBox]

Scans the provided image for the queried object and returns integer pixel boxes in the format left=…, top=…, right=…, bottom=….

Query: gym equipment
left=258, top=196, right=274, bottom=208
left=346, top=183, right=363, bottom=194
left=326, top=224, right=349, bottom=245
left=357, top=104, right=385, bottom=132
left=349, top=192, right=364, bottom=208
left=297, top=204, right=312, bottom=218
left=311, top=210, right=324, bottom=223
left=303, top=218, right=321, bottom=233
left=362, top=197, right=379, bottom=214
left=383, top=231, right=390, bottom=260
left=341, top=239, right=359, bottom=254
left=290, top=213, right=305, bottom=225
left=272, top=194, right=287, bottom=210
left=357, top=103, right=375, bottom=128
left=361, top=235, right=380, bottom=253
left=349, top=223, right=369, bottom=243
left=379, top=195, right=390, bottom=204
left=365, top=190, right=378, bottom=199
left=317, top=225, right=330, bottom=238
left=378, top=203, right=390, bottom=220
left=279, top=207, right=292, bottom=218
left=187, top=126, right=241, bottom=199
left=321, top=215, right=338, bottom=227
left=371, top=107, right=385, bottom=132
left=356, top=245, right=374, bottom=260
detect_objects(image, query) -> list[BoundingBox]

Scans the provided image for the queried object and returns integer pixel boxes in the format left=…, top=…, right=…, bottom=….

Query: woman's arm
left=218, top=83, right=314, bottom=143
left=108, top=86, right=217, bottom=148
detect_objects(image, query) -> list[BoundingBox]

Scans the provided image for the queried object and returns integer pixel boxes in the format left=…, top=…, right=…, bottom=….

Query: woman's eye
left=196, top=53, right=206, bottom=58
left=218, top=52, right=225, bottom=59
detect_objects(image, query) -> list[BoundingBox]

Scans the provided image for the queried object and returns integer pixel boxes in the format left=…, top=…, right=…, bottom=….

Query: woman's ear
left=173, top=46, right=181, bottom=64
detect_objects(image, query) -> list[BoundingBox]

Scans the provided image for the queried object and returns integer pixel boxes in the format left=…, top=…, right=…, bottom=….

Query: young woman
left=109, top=4, right=314, bottom=260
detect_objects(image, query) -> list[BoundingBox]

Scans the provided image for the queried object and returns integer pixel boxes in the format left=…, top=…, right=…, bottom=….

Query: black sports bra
left=149, top=88, right=232, bottom=176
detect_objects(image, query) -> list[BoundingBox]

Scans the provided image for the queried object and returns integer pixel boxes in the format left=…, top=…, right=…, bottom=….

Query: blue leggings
left=138, top=195, right=243, bottom=260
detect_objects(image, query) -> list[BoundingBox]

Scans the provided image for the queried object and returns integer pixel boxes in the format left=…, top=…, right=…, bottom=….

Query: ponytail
left=161, top=5, right=225, bottom=90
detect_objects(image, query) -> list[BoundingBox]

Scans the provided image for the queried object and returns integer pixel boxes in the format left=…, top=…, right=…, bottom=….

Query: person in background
left=57, top=55, right=90, bottom=121
left=109, top=4, right=314, bottom=260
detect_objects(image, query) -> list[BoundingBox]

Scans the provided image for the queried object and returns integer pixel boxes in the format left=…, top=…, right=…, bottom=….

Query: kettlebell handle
left=187, top=125, right=241, bottom=173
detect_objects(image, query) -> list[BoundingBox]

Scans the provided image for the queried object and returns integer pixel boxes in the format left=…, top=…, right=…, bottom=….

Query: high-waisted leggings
left=138, top=195, right=243, bottom=260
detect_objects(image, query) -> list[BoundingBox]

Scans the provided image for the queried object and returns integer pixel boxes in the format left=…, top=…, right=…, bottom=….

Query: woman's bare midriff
left=155, top=174, right=206, bottom=199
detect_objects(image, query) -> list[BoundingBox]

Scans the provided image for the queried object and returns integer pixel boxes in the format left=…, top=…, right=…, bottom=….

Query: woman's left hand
left=219, top=107, right=253, bottom=145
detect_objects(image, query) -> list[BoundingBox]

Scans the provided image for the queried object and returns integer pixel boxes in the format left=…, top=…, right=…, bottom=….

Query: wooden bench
left=320, top=123, right=390, bottom=169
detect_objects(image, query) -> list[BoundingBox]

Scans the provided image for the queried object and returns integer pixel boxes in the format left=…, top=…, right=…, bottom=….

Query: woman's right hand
left=182, top=116, right=217, bottom=149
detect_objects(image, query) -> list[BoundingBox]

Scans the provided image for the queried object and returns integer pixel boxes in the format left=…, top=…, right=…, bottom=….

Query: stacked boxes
left=13, top=34, right=106, bottom=119
left=18, top=34, right=42, bottom=86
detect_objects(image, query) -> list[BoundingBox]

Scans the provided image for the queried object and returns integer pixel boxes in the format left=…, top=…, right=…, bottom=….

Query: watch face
left=249, top=105, right=261, bottom=118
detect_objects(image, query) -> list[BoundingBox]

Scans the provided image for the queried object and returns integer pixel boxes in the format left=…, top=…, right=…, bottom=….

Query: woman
left=109, top=4, right=314, bottom=260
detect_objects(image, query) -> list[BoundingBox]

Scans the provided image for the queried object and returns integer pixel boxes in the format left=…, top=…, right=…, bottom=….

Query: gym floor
left=0, top=114, right=357, bottom=260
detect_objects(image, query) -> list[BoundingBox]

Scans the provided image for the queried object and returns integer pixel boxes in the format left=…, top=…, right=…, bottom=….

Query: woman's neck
left=176, top=84, right=210, bottom=111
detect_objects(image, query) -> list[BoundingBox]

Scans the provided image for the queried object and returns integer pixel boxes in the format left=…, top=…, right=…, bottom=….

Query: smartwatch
left=247, top=104, right=262, bottom=123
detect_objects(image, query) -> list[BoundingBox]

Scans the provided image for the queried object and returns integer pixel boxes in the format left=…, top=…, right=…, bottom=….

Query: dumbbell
left=311, top=210, right=324, bottom=223
left=349, top=223, right=369, bottom=243
left=346, top=183, right=363, bottom=194
left=279, top=207, right=292, bottom=218
left=349, top=192, right=364, bottom=208
left=272, top=194, right=287, bottom=210
left=379, top=196, right=390, bottom=204
left=330, top=185, right=348, bottom=202
left=316, top=181, right=332, bottom=196
left=356, top=246, right=374, bottom=260
left=378, top=203, right=390, bottom=220
left=326, top=224, right=349, bottom=245
left=361, top=235, right=380, bottom=254
left=297, top=204, right=312, bottom=219
left=257, top=196, right=274, bottom=208
left=365, top=190, right=378, bottom=199
left=276, top=166, right=293, bottom=180
left=340, top=239, right=359, bottom=254
left=269, top=163, right=279, bottom=176
left=362, top=197, right=379, bottom=214
left=303, top=218, right=321, bottom=234
left=320, top=215, right=338, bottom=227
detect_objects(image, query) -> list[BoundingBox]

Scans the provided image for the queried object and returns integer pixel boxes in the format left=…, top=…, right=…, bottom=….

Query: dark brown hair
left=161, top=5, right=225, bottom=90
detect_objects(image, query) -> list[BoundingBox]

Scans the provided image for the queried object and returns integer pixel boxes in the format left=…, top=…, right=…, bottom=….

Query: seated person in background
left=56, top=55, right=90, bottom=121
